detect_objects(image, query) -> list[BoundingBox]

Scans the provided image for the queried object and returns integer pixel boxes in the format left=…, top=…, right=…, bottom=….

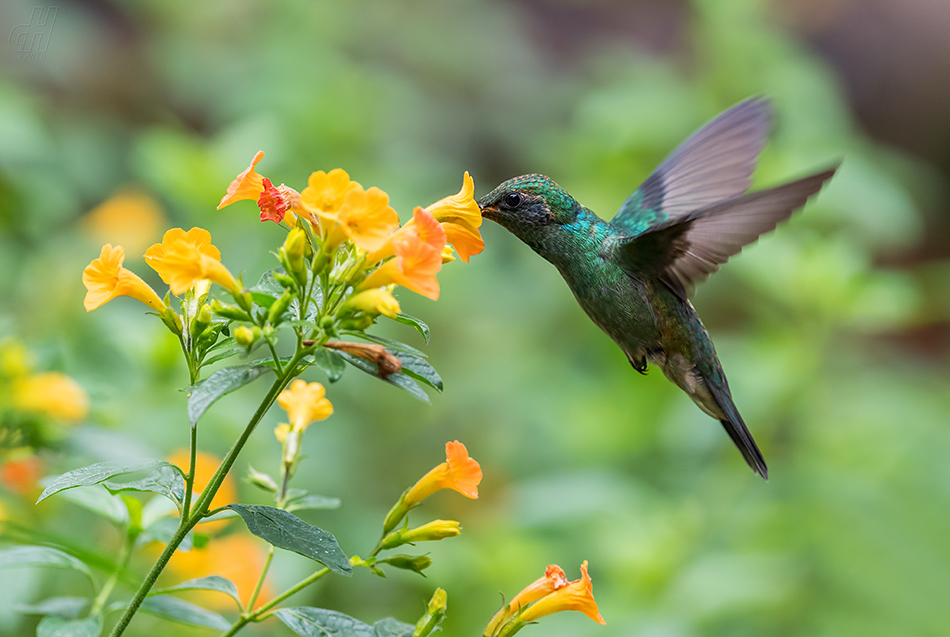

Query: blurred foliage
left=1, top=0, right=949, bottom=636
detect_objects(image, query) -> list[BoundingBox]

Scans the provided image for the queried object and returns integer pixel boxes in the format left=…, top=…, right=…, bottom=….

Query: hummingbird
left=478, top=97, right=838, bottom=479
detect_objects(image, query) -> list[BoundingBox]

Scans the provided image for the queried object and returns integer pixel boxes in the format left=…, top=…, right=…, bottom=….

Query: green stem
left=181, top=423, right=198, bottom=520
left=109, top=349, right=309, bottom=637
left=221, top=566, right=332, bottom=636
left=90, top=542, right=132, bottom=616
left=245, top=547, right=274, bottom=613
left=266, top=339, right=284, bottom=375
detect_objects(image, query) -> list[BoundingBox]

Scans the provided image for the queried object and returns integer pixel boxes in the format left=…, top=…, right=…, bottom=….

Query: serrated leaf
left=105, top=464, right=185, bottom=507
left=390, top=313, right=429, bottom=342
left=14, top=597, right=89, bottom=619
left=226, top=504, right=351, bottom=575
left=151, top=576, right=241, bottom=609
left=139, top=596, right=230, bottom=631
left=188, top=364, right=271, bottom=424
left=276, top=607, right=374, bottom=637
left=308, top=349, right=347, bottom=383
left=345, top=332, right=427, bottom=357
left=37, top=460, right=173, bottom=503
left=0, top=546, right=94, bottom=584
left=36, top=615, right=102, bottom=637
left=55, top=486, right=129, bottom=526
left=373, top=618, right=416, bottom=637
left=286, top=494, right=342, bottom=512
left=336, top=353, right=430, bottom=404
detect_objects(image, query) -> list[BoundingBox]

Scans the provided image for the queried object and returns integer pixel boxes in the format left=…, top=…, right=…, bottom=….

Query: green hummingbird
left=478, top=97, right=838, bottom=479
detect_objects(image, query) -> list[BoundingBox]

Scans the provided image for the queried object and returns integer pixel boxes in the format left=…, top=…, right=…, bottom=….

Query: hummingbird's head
left=477, top=174, right=580, bottom=242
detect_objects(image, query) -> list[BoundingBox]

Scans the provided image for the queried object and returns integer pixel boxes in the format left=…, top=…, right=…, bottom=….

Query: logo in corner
left=9, top=7, right=58, bottom=61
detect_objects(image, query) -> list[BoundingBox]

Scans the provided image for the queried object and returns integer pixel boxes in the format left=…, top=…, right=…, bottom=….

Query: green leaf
left=105, top=464, right=185, bottom=507
left=395, top=353, right=443, bottom=392
left=390, top=313, right=430, bottom=343
left=308, top=349, right=347, bottom=383
left=336, top=353, right=430, bottom=404
left=373, top=618, right=416, bottom=637
left=250, top=292, right=277, bottom=309
left=36, top=615, right=102, bottom=637
left=226, top=504, right=351, bottom=575
left=37, top=460, right=173, bottom=503
left=276, top=607, right=374, bottom=637
left=139, top=596, right=230, bottom=631
left=0, top=546, right=94, bottom=584
left=253, top=268, right=286, bottom=295
left=140, top=517, right=193, bottom=552
left=151, top=576, right=241, bottom=610
left=286, top=494, right=342, bottom=512
left=54, top=486, right=130, bottom=526
left=345, top=332, right=427, bottom=357
left=202, top=347, right=244, bottom=367
left=14, top=597, right=89, bottom=619
left=188, top=364, right=271, bottom=424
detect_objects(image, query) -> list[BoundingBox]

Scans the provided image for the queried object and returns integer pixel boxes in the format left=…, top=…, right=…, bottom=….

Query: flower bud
left=413, top=588, right=447, bottom=637
left=339, top=315, right=374, bottom=331
left=161, top=307, right=183, bottom=335
left=379, top=554, right=432, bottom=576
left=268, top=291, right=294, bottom=325
left=234, top=326, right=259, bottom=347
left=192, top=304, right=213, bottom=338
left=211, top=299, right=252, bottom=322
left=343, top=288, right=401, bottom=319
left=381, top=520, right=460, bottom=550
left=282, top=228, right=309, bottom=286
left=274, top=272, right=298, bottom=289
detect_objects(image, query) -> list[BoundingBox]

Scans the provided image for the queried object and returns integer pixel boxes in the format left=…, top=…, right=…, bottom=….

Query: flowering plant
left=1, top=154, right=603, bottom=637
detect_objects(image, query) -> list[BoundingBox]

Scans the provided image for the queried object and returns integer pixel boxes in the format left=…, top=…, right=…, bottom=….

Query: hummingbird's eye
left=503, top=192, right=523, bottom=208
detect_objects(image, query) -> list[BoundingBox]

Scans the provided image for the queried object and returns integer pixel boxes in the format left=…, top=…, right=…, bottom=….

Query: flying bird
left=478, top=97, right=838, bottom=479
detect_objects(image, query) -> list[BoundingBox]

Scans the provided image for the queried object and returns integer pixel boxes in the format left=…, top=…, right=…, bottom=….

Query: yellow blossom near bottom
left=164, top=533, right=273, bottom=610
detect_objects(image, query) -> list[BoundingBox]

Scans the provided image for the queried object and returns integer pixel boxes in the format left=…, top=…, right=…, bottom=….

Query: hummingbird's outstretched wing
left=611, top=97, right=772, bottom=236
left=617, top=167, right=839, bottom=299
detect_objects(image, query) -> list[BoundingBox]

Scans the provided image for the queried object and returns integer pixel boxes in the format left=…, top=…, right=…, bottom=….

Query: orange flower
left=366, top=207, right=446, bottom=265
left=486, top=565, right=569, bottom=634
left=300, top=169, right=356, bottom=217
left=319, top=184, right=399, bottom=252
left=145, top=228, right=240, bottom=296
left=167, top=450, right=236, bottom=532
left=426, top=172, right=484, bottom=262
left=13, top=372, right=89, bottom=422
left=0, top=456, right=43, bottom=496
left=277, top=380, right=333, bottom=433
left=83, top=244, right=166, bottom=312
left=361, top=231, right=442, bottom=300
left=517, top=561, right=605, bottom=627
left=406, top=441, right=482, bottom=505
left=217, top=151, right=266, bottom=209
left=165, top=533, right=273, bottom=610
left=83, top=189, right=166, bottom=254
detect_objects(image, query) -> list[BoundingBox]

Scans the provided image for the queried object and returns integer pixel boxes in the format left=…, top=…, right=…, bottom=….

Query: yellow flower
left=516, top=561, right=605, bottom=627
left=406, top=440, right=482, bottom=505
left=426, top=172, right=484, bottom=262
left=165, top=533, right=273, bottom=610
left=168, top=450, right=236, bottom=532
left=485, top=565, right=569, bottom=636
left=13, top=372, right=88, bottom=422
left=145, top=228, right=240, bottom=296
left=83, top=189, right=166, bottom=254
left=82, top=244, right=167, bottom=312
left=300, top=169, right=356, bottom=217
left=217, top=151, right=266, bottom=209
left=322, top=184, right=399, bottom=252
left=344, top=288, right=401, bottom=319
left=0, top=340, right=31, bottom=378
left=361, top=232, right=443, bottom=301
left=277, top=380, right=333, bottom=433
left=366, top=207, right=446, bottom=265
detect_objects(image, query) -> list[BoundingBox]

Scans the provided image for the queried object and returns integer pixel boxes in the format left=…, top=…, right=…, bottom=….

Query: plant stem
left=109, top=350, right=308, bottom=637
left=220, top=567, right=332, bottom=636
left=90, top=541, right=132, bottom=616
left=245, top=547, right=274, bottom=613
left=181, top=423, right=198, bottom=520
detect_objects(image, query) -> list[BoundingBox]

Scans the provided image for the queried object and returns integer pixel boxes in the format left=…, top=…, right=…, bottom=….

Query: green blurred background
left=2, top=0, right=949, bottom=635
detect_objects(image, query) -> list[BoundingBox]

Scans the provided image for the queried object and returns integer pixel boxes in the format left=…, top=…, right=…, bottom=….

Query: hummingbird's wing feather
left=618, top=166, right=838, bottom=299
left=611, top=97, right=772, bottom=236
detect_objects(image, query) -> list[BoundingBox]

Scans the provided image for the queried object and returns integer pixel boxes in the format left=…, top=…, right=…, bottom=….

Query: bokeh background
left=2, top=0, right=949, bottom=635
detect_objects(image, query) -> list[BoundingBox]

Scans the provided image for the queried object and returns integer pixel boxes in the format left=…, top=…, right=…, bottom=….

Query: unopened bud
left=234, top=326, right=259, bottom=347
left=339, top=315, right=374, bottom=331
left=282, top=228, right=309, bottom=286
left=379, top=554, right=432, bottom=576
left=274, top=272, right=298, bottom=289
left=161, top=307, right=183, bottom=335
left=343, top=288, right=401, bottom=319
left=211, top=299, right=252, bottom=322
left=381, top=520, right=460, bottom=550
left=247, top=466, right=278, bottom=492
left=413, top=588, right=447, bottom=637
left=324, top=341, right=401, bottom=378
left=192, top=304, right=213, bottom=338
left=268, top=291, right=294, bottom=325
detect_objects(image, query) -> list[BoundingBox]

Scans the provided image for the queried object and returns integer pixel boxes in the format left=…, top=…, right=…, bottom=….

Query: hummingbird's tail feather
left=704, top=377, right=769, bottom=479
